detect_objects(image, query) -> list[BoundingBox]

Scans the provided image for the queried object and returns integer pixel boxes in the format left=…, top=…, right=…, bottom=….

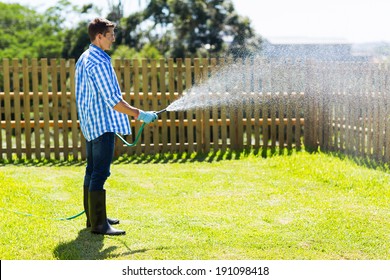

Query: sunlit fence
left=304, top=61, right=390, bottom=162
left=0, top=58, right=389, bottom=161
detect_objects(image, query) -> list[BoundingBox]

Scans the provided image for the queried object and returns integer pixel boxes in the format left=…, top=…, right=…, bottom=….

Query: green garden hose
left=0, top=207, right=85, bottom=221
left=115, top=122, right=146, bottom=147
left=115, top=108, right=166, bottom=147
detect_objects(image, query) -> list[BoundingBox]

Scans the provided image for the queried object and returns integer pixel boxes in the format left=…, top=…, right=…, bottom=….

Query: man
left=75, top=18, right=157, bottom=236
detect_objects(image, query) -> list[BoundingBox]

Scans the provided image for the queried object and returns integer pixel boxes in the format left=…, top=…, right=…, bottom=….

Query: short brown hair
left=88, top=18, right=116, bottom=41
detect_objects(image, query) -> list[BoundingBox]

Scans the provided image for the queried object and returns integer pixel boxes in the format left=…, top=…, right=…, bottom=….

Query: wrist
left=137, top=109, right=142, bottom=119
left=137, top=110, right=145, bottom=120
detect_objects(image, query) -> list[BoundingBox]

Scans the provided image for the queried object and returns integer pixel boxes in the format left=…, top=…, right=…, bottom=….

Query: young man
left=75, top=18, right=158, bottom=236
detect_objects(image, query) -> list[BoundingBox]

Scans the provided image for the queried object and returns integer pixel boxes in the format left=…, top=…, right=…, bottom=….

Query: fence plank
left=286, top=92, right=293, bottom=149
left=41, top=59, right=51, bottom=159
left=69, top=59, right=79, bottom=159
left=60, top=59, right=69, bottom=159
left=378, top=92, right=386, bottom=160
left=185, top=58, right=194, bottom=153
left=262, top=93, right=269, bottom=151
left=366, top=92, right=373, bottom=157
left=245, top=94, right=252, bottom=149
left=3, top=59, right=12, bottom=160
left=151, top=59, right=160, bottom=154
left=133, top=59, right=142, bottom=156
left=384, top=64, right=390, bottom=162
left=12, top=59, right=22, bottom=158
left=210, top=58, right=219, bottom=150
left=295, top=92, right=302, bottom=150
left=50, top=59, right=60, bottom=160
left=32, top=59, right=41, bottom=159
left=278, top=93, right=285, bottom=149
left=176, top=58, right=185, bottom=153
left=202, top=58, right=210, bottom=153
left=142, top=59, right=150, bottom=154
left=22, top=59, right=32, bottom=159
left=118, top=59, right=129, bottom=156
left=217, top=59, right=227, bottom=152
left=360, top=91, right=367, bottom=157
left=253, top=93, right=260, bottom=149
left=114, top=59, right=125, bottom=157
left=160, top=59, right=168, bottom=153
left=194, top=58, right=202, bottom=153
left=168, top=58, right=177, bottom=153
left=270, top=93, right=277, bottom=150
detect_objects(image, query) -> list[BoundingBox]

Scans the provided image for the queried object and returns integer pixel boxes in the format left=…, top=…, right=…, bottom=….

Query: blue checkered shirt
left=75, top=44, right=131, bottom=141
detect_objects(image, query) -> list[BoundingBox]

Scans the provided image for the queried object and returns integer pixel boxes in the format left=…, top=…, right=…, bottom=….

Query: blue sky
left=5, top=0, right=390, bottom=43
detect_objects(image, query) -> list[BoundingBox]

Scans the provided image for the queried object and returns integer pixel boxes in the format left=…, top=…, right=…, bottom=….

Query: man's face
left=97, top=27, right=116, bottom=51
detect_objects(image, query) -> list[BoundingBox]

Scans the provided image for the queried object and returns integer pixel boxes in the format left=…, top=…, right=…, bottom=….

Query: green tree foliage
left=120, top=0, right=262, bottom=58
left=62, top=20, right=91, bottom=59
left=111, top=43, right=163, bottom=60
left=0, top=2, right=64, bottom=59
left=0, top=0, right=262, bottom=60
left=61, top=3, right=100, bottom=59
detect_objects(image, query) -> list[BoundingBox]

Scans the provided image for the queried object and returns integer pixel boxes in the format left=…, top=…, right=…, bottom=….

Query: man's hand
left=137, top=110, right=158, bottom=124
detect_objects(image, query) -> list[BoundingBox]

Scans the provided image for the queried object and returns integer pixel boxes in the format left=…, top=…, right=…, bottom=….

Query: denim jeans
left=83, top=132, right=115, bottom=191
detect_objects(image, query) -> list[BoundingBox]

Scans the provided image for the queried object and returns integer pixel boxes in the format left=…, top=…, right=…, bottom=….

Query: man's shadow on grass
left=53, top=228, right=149, bottom=260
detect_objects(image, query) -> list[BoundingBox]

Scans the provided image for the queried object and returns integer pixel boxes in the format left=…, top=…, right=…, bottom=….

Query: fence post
left=41, top=59, right=51, bottom=159
left=202, top=58, right=210, bottom=153
left=160, top=58, right=169, bottom=153
left=151, top=59, right=160, bottom=154
left=22, top=59, right=32, bottom=160
left=32, top=58, right=41, bottom=160
left=60, top=59, right=69, bottom=160
left=12, top=59, right=22, bottom=159
left=68, top=59, right=79, bottom=160
left=185, top=58, right=194, bottom=153
left=303, top=60, right=318, bottom=152
left=194, top=58, right=202, bottom=153
left=168, top=58, right=177, bottom=153
left=3, top=59, right=12, bottom=160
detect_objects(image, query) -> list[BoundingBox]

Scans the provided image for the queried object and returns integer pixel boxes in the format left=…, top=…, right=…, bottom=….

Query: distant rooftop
left=261, top=37, right=370, bottom=61
left=266, top=37, right=350, bottom=45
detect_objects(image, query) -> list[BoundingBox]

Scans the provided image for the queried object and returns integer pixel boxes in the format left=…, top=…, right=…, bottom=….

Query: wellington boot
left=84, top=186, right=119, bottom=228
left=88, top=190, right=125, bottom=236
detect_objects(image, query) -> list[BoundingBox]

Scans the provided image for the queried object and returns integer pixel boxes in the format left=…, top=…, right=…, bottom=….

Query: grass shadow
left=0, top=158, right=85, bottom=167
left=53, top=228, right=149, bottom=260
left=113, top=149, right=248, bottom=165
left=2, top=147, right=312, bottom=167
left=321, top=150, right=390, bottom=172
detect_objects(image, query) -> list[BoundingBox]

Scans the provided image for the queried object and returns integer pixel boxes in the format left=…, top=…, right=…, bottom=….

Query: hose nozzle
left=155, top=108, right=167, bottom=115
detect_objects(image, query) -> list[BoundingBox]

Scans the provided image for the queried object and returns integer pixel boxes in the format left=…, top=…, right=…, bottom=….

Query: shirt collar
left=89, top=44, right=111, bottom=61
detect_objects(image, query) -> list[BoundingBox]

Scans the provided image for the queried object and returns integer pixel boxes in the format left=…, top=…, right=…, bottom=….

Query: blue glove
left=137, top=110, right=158, bottom=124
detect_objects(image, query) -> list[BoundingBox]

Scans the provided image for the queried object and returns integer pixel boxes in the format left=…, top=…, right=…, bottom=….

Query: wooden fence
left=305, top=62, right=390, bottom=161
left=0, top=58, right=389, bottom=162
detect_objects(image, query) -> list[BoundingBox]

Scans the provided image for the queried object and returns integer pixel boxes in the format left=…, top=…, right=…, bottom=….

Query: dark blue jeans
left=84, top=132, right=115, bottom=191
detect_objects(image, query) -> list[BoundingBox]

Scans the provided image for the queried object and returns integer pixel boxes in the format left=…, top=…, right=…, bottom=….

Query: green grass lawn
left=0, top=150, right=389, bottom=260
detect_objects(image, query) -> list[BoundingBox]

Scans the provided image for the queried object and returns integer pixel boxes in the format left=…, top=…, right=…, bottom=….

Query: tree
left=0, top=2, right=64, bottom=59
left=61, top=2, right=101, bottom=59
left=111, top=43, right=163, bottom=60
left=120, top=0, right=262, bottom=58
